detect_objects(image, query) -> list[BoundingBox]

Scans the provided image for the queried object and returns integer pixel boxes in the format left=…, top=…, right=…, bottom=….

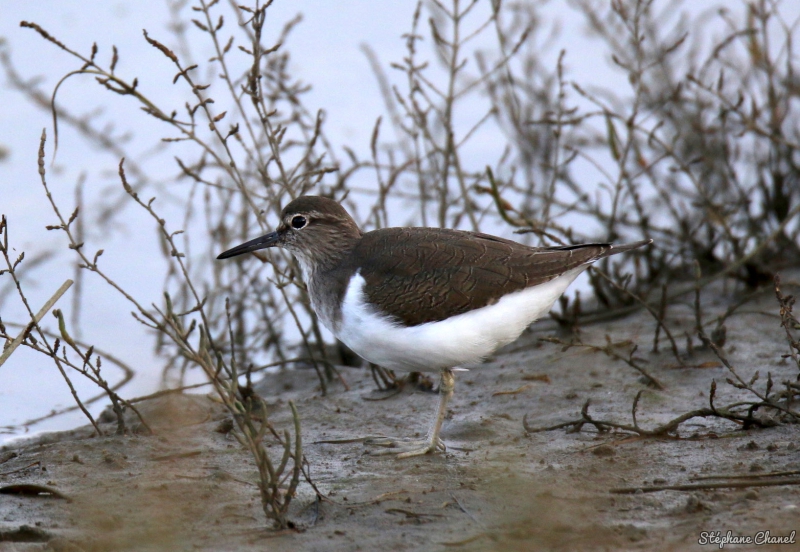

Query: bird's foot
left=364, top=435, right=446, bottom=458
left=362, top=369, right=455, bottom=459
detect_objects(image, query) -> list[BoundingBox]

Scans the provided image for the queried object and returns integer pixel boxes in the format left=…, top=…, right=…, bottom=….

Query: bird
left=217, top=196, right=652, bottom=458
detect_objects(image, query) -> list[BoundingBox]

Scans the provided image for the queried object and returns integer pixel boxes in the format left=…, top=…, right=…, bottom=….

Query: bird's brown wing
left=353, top=227, right=646, bottom=326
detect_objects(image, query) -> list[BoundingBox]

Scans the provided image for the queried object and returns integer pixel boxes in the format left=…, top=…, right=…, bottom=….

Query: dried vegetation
left=1, top=0, right=799, bottom=530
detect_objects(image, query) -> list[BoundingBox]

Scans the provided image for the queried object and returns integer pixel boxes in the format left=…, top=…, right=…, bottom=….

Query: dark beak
left=216, top=231, right=281, bottom=260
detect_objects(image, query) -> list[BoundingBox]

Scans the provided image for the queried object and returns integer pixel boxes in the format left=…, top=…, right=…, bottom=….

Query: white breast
left=327, top=268, right=587, bottom=373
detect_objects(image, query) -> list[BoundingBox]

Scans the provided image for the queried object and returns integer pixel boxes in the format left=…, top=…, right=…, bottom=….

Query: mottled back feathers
left=219, top=196, right=651, bottom=329
left=330, top=227, right=649, bottom=326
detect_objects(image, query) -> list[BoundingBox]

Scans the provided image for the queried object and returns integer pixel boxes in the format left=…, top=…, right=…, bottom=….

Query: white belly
left=329, top=268, right=587, bottom=372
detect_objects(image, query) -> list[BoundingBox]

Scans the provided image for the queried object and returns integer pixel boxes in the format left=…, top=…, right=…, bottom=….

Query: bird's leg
left=366, top=369, right=455, bottom=458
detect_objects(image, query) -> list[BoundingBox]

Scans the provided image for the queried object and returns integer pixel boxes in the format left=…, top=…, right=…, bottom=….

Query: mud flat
left=1, top=285, right=798, bottom=551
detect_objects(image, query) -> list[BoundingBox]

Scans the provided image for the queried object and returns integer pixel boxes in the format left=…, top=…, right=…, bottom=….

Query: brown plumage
left=218, top=196, right=651, bottom=327
left=348, top=228, right=648, bottom=326
left=217, top=195, right=653, bottom=458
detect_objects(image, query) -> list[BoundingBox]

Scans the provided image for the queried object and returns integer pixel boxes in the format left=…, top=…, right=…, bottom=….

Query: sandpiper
left=217, top=196, right=651, bottom=458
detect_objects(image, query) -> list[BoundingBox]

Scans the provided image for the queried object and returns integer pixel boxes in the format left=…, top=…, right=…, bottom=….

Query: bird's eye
left=291, top=215, right=308, bottom=229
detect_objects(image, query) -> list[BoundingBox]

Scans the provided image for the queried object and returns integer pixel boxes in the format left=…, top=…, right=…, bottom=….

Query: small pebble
left=592, top=445, right=616, bottom=457
left=685, top=495, right=710, bottom=513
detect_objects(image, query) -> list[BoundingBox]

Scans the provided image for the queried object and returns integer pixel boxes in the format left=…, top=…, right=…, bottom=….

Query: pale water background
left=1, top=0, right=783, bottom=444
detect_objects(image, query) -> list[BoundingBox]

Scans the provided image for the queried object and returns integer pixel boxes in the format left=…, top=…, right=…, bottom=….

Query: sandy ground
left=1, top=282, right=799, bottom=551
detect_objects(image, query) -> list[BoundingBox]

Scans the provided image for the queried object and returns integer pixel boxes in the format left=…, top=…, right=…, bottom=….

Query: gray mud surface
left=1, top=284, right=798, bottom=551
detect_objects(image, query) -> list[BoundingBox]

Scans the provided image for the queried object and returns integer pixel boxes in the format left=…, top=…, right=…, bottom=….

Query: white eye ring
left=290, top=215, right=308, bottom=229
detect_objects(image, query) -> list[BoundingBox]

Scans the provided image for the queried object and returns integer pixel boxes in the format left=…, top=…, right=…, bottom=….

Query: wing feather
left=349, top=228, right=647, bottom=326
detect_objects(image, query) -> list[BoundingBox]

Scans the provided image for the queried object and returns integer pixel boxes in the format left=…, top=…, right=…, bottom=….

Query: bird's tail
left=600, top=239, right=653, bottom=258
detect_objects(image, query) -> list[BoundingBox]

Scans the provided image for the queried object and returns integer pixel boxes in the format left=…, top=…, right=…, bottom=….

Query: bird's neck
left=294, top=230, right=361, bottom=279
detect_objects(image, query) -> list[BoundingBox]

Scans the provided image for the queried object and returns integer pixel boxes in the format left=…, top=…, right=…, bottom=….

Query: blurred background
left=1, top=0, right=798, bottom=443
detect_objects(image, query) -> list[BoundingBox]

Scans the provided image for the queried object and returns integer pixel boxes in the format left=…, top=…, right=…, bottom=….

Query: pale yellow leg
left=366, top=369, right=455, bottom=458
